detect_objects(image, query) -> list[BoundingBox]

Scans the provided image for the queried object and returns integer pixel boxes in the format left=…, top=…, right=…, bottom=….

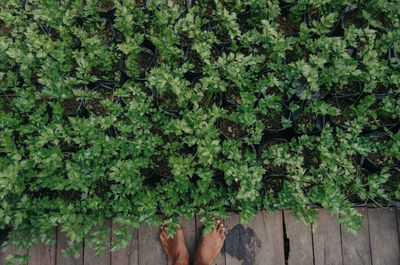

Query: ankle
left=193, top=255, right=210, bottom=265
left=173, top=252, right=189, bottom=265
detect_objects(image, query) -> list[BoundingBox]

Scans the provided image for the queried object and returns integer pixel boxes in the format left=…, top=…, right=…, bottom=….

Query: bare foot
left=193, top=219, right=226, bottom=265
left=160, top=224, right=190, bottom=265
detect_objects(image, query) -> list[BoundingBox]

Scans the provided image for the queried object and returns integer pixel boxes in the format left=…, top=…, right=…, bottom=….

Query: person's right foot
left=193, top=219, right=225, bottom=265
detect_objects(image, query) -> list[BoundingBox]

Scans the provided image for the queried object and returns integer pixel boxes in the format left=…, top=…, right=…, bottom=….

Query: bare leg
left=193, top=220, right=226, bottom=265
left=159, top=224, right=190, bottom=265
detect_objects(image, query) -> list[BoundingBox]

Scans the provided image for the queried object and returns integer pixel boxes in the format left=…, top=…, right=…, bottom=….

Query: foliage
left=0, top=0, right=399, bottom=263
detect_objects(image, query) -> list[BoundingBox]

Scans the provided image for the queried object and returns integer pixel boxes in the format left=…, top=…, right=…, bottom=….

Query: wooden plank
left=312, top=209, right=342, bottom=265
left=254, top=211, right=285, bottom=265
left=239, top=216, right=256, bottom=265
left=182, top=217, right=196, bottom=264
left=167, top=217, right=196, bottom=265
left=138, top=222, right=167, bottom=265
left=369, top=207, right=400, bottom=265
left=0, top=242, right=27, bottom=265
left=225, top=213, right=240, bottom=265
left=397, top=208, right=400, bottom=244
left=284, top=210, right=314, bottom=265
left=340, top=208, right=372, bottom=265
left=56, top=225, right=84, bottom=265
left=28, top=228, right=56, bottom=265
left=111, top=222, right=138, bottom=265
left=195, top=215, right=225, bottom=265
left=84, top=220, right=111, bottom=265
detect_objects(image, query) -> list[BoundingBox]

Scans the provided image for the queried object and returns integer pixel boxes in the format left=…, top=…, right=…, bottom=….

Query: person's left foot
left=160, top=224, right=190, bottom=265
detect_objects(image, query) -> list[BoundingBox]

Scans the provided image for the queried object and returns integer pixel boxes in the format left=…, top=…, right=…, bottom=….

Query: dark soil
left=179, top=32, right=192, bottom=46
left=137, top=0, right=146, bottom=8
left=335, top=83, right=361, bottom=95
left=329, top=97, right=354, bottom=125
left=369, top=101, right=397, bottom=126
left=295, top=111, right=316, bottom=133
left=0, top=95, right=15, bottom=113
left=368, top=135, right=397, bottom=167
left=97, top=0, right=114, bottom=10
left=342, top=9, right=367, bottom=29
left=373, top=84, right=395, bottom=94
left=158, top=92, right=182, bottom=112
left=276, top=9, right=300, bottom=35
left=218, top=118, right=248, bottom=139
left=210, top=21, right=231, bottom=42
left=383, top=168, right=400, bottom=199
left=1, top=22, right=13, bottom=37
left=62, top=97, right=81, bottom=115
left=262, top=140, right=287, bottom=173
left=262, top=83, right=289, bottom=101
left=194, top=0, right=216, bottom=16
left=86, top=88, right=113, bottom=116
left=257, top=104, right=290, bottom=130
left=137, top=49, right=154, bottom=73
left=153, top=156, right=173, bottom=176
left=198, top=91, right=220, bottom=108
left=187, top=48, right=203, bottom=72
left=226, top=86, right=242, bottom=105
left=285, top=44, right=304, bottom=64
left=218, top=105, right=248, bottom=139
left=87, top=98, right=108, bottom=116
left=263, top=175, right=284, bottom=194
left=98, top=22, right=113, bottom=45
left=302, top=147, right=320, bottom=168
left=373, top=12, right=394, bottom=29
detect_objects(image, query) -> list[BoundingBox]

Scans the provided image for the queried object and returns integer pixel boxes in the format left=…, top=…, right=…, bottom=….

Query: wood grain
left=397, top=208, right=400, bottom=244
left=254, top=211, right=285, bottom=265
left=138, top=222, right=167, bottom=265
left=166, top=217, right=196, bottom=265
left=225, top=213, right=241, bottom=265
left=340, top=208, right=372, bottom=265
left=284, top=210, right=314, bottom=265
left=28, top=228, right=56, bottom=265
left=111, top=222, right=138, bottom=265
left=181, top=217, right=196, bottom=265
left=312, top=209, right=342, bottom=265
left=195, top=215, right=226, bottom=265
left=84, top=220, right=111, bottom=265
left=0, top=242, right=27, bottom=265
left=56, top=225, right=84, bottom=265
left=369, top=207, right=400, bottom=265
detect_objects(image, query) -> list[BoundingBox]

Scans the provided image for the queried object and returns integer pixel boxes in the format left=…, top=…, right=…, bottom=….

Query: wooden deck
left=1, top=208, right=399, bottom=265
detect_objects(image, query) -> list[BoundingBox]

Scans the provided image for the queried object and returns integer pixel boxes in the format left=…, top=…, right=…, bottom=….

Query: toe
left=215, top=219, right=221, bottom=229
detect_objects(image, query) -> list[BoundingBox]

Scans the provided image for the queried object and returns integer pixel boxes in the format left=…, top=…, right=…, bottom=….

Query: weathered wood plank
left=225, top=213, right=241, bottom=265
left=239, top=216, right=256, bottom=265
left=56, top=225, right=84, bottom=265
left=284, top=210, right=313, bottom=265
left=84, top=220, right=111, bottom=265
left=111, top=223, right=138, bottom=265
left=166, top=217, right=196, bottom=265
left=181, top=217, right=196, bottom=265
left=254, top=211, right=285, bottom=265
left=0, top=242, right=27, bottom=265
left=397, top=208, right=400, bottom=243
left=138, top=222, right=167, bottom=265
left=312, top=209, right=342, bottom=265
left=340, top=208, right=372, bottom=265
left=397, top=207, right=400, bottom=244
left=195, top=215, right=225, bottom=265
left=369, top=207, right=400, bottom=265
left=28, top=228, right=56, bottom=265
